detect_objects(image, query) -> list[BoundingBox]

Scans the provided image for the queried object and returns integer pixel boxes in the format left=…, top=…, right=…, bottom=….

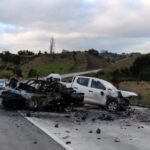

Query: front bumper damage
left=107, top=90, right=137, bottom=111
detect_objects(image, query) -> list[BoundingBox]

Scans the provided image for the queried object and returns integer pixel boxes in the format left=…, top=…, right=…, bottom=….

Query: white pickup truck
left=62, top=76, right=138, bottom=111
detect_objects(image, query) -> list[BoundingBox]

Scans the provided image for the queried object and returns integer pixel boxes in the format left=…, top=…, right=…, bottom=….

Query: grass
left=22, top=55, right=86, bottom=77
left=0, top=52, right=112, bottom=78
left=120, top=81, right=150, bottom=106
left=104, top=55, right=138, bottom=75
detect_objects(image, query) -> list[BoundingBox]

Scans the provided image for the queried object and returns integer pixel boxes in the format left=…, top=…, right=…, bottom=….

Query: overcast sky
left=0, top=0, right=150, bottom=53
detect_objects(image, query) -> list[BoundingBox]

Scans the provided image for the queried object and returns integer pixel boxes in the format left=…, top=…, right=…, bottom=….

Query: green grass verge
left=120, top=81, right=150, bottom=106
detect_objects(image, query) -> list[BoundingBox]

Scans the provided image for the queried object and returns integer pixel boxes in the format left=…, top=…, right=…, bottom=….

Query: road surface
left=22, top=106, right=150, bottom=150
left=0, top=105, right=65, bottom=150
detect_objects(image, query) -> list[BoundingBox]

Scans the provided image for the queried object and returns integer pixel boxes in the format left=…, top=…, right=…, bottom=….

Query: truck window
left=77, top=77, right=89, bottom=87
left=91, top=79, right=106, bottom=90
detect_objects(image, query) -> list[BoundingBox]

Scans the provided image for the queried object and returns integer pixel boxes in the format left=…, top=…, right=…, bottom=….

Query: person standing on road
left=9, top=75, right=18, bottom=89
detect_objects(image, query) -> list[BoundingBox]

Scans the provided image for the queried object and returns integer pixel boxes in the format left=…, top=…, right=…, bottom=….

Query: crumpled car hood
left=107, top=89, right=138, bottom=98
left=119, top=90, right=138, bottom=98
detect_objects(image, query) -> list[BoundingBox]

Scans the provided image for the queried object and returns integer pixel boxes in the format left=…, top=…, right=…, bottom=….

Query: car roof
left=76, top=76, right=116, bottom=90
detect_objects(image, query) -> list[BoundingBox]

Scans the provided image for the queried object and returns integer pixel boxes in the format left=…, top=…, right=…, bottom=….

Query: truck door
left=72, top=77, right=92, bottom=103
left=88, top=79, right=107, bottom=105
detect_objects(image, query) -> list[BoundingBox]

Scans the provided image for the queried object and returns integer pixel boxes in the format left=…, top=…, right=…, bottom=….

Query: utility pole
left=49, top=37, right=55, bottom=54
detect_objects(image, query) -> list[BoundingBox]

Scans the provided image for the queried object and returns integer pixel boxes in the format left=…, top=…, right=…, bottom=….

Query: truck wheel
left=64, top=105, right=73, bottom=112
left=107, top=100, right=119, bottom=112
left=27, top=98, right=38, bottom=110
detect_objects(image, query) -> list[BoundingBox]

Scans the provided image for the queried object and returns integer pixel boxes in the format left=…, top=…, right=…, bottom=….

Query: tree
left=130, top=54, right=150, bottom=80
left=38, top=51, right=42, bottom=55
left=44, top=51, right=48, bottom=55
left=28, top=68, right=37, bottom=77
left=88, top=49, right=99, bottom=56
left=18, top=50, right=34, bottom=56
left=111, top=69, right=121, bottom=88
left=49, top=37, right=55, bottom=54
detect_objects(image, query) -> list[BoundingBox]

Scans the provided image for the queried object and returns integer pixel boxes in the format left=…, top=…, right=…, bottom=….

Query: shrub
left=0, top=70, right=13, bottom=79
left=28, top=68, right=37, bottom=77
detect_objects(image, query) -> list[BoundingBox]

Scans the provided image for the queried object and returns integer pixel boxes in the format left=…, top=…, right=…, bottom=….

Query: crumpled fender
left=119, top=90, right=138, bottom=98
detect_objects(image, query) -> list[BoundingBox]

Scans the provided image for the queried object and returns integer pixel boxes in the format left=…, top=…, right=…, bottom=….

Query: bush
left=0, top=70, right=13, bottom=79
left=131, top=54, right=150, bottom=80
left=28, top=68, right=37, bottom=77
left=139, top=67, right=150, bottom=81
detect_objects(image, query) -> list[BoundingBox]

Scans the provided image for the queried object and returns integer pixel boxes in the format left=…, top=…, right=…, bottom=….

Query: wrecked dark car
left=1, top=79, right=84, bottom=111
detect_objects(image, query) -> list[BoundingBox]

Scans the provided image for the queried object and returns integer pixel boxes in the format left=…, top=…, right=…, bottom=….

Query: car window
left=77, top=77, right=89, bottom=87
left=91, top=79, right=106, bottom=90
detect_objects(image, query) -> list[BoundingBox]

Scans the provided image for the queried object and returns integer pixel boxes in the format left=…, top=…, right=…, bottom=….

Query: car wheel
left=64, top=105, right=73, bottom=112
left=27, top=99, right=38, bottom=110
left=107, top=100, right=119, bottom=112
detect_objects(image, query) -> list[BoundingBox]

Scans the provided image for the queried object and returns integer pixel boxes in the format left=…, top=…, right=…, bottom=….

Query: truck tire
left=107, top=100, right=119, bottom=112
left=64, top=105, right=73, bottom=112
left=26, top=98, right=38, bottom=111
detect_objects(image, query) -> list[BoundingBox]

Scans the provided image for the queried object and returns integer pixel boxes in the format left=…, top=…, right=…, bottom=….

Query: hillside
left=0, top=50, right=141, bottom=78
left=22, top=52, right=110, bottom=77
left=103, top=54, right=140, bottom=75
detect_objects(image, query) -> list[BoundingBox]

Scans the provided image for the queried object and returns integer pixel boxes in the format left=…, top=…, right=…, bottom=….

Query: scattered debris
left=137, top=126, right=144, bottom=129
left=97, top=113, right=114, bottom=121
left=66, top=141, right=71, bottom=145
left=114, top=138, right=120, bottom=143
left=125, top=123, right=131, bottom=127
left=66, top=130, right=70, bottom=133
left=62, top=136, right=70, bottom=139
left=89, top=130, right=93, bottom=133
left=76, top=119, right=80, bottom=123
left=96, top=128, right=101, bottom=134
left=26, top=112, right=31, bottom=117
left=81, top=116, right=86, bottom=121
left=92, top=118, right=96, bottom=122
left=64, top=115, right=71, bottom=118
left=55, top=124, right=59, bottom=128
left=33, top=141, right=38, bottom=144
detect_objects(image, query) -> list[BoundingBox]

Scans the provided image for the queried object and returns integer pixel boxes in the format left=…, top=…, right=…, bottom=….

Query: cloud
left=0, top=0, right=150, bottom=53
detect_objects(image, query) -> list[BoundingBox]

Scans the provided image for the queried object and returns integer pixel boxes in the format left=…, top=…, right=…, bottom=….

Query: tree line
left=110, top=54, right=150, bottom=82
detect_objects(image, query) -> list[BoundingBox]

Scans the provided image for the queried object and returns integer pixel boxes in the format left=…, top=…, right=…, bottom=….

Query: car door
left=88, top=79, right=107, bottom=105
left=72, top=77, right=92, bottom=103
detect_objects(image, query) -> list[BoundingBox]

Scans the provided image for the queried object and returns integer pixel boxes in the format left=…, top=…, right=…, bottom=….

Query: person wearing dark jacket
left=9, top=76, right=18, bottom=89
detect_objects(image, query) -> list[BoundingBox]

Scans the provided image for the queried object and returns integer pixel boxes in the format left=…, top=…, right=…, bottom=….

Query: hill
left=22, top=51, right=110, bottom=77
left=0, top=50, right=140, bottom=79
left=103, top=53, right=140, bottom=75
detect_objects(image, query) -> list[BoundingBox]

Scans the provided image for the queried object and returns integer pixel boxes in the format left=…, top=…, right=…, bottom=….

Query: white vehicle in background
left=0, top=79, right=8, bottom=90
left=45, top=73, right=62, bottom=81
left=0, top=79, right=8, bottom=95
left=63, top=76, right=138, bottom=112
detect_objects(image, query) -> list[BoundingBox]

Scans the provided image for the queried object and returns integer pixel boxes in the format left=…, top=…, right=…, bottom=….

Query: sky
left=0, top=0, right=150, bottom=54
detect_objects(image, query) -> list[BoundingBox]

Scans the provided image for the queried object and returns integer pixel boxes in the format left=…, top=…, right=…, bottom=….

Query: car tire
left=64, top=105, right=73, bottom=112
left=26, top=98, right=38, bottom=110
left=107, top=100, right=119, bottom=112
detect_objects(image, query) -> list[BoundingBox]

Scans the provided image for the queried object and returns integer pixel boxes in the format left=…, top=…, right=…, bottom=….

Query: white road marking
left=19, top=111, right=74, bottom=150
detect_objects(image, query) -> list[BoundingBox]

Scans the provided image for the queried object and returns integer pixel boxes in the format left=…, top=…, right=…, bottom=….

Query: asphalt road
left=0, top=105, right=65, bottom=150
